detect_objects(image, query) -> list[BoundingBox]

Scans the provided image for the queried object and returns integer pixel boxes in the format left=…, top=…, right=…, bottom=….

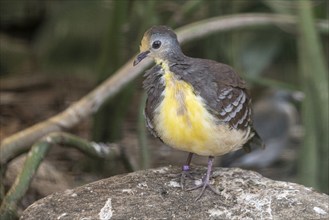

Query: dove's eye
left=152, top=40, right=161, bottom=49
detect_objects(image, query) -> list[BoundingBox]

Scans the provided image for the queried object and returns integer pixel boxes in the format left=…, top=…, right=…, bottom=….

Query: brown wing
left=206, top=61, right=264, bottom=150
left=175, top=58, right=252, bottom=130
left=216, top=86, right=252, bottom=130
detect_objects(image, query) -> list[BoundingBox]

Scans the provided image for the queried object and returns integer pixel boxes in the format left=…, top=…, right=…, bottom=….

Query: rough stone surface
left=21, top=166, right=329, bottom=220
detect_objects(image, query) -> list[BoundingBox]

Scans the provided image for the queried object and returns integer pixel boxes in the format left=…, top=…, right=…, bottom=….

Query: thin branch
left=0, top=132, right=125, bottom=219
left=1, top=13, right=328, bottom=165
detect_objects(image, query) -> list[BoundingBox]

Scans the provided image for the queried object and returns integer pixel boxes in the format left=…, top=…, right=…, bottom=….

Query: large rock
left=21, top=166, right=329, bottom=219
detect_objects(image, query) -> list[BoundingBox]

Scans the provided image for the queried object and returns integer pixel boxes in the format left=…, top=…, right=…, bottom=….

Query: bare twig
left=0, top=132, right=124, bottom=219
left=1, top=13, right=328, bottom=165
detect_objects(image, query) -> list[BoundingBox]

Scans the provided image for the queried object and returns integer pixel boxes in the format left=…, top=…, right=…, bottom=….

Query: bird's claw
left=179, top=170, right=196, bottom=189
left=187, top=178, right=221, bottom=201
left=168, top=165, right=196, bottom=189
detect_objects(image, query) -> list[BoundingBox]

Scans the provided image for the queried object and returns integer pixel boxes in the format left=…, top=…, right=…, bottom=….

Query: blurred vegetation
left=0, top=0, right=328, bottom=200
left=297, top=0, right=328, bottom=194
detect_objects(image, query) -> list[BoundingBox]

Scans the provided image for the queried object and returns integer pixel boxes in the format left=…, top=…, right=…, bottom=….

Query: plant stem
left=297, top=0, right=328, bottom=193
left=0, top=132, right=125, bottom=219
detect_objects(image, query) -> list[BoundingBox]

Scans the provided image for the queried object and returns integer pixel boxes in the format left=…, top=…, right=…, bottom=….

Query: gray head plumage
left=134, top=26, right=184, bottom=66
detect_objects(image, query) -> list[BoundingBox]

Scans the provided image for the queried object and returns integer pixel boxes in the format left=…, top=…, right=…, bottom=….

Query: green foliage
left=34, top=1, right=109, bottom=75
left=92, top=0, right=131, bottom=143
left=297, top=0, right=328, bottom=194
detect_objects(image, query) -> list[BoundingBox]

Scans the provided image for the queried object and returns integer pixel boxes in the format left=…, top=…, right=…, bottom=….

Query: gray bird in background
left=221, top=89, right=303, bottom=168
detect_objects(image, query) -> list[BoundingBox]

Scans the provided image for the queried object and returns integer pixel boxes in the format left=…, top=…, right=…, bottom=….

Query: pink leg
left=182, top=152, right=193, bottom=172
left=180, top=153, right=194, bottom=189
left=188, top=156, right=220, bottom=201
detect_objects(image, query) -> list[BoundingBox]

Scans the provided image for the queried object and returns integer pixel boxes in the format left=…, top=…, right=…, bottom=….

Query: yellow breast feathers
left=153, top=64, right=250, bottom=156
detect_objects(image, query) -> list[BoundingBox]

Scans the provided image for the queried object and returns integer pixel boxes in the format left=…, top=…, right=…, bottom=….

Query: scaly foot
left=187, top=156, right=220, bottom=201
left=169, top=153, right=195, bottom=189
